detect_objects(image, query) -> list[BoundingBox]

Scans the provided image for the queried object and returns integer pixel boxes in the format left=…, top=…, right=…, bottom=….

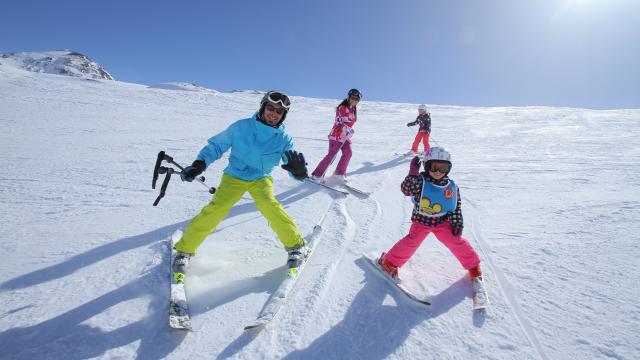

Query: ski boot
left=334, top=174, right=347, bottom=183
left=172, top=251, right=192, bottom=283
left=377, top=252, right=401, bottom=283
left=286, top=242, right=311, bottom=276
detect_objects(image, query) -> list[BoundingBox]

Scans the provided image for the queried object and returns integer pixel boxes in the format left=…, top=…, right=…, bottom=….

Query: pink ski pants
left=312, top=139, right=352, bottom=177
left=385, top=222, right=480, bottom=270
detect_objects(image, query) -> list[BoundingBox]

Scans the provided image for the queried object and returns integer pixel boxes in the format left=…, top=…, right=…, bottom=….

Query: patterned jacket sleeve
left=425, top=114, right=431, bottom=134
left=448, top=189, right=464, bottom=228
left=401, top=174, right=423, bottom=197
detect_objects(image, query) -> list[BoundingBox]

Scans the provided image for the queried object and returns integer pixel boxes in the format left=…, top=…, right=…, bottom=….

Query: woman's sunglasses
left=265, top=104, right=285, bottom=115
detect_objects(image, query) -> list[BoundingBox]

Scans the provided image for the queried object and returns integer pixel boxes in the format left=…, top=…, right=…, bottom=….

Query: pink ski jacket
left=328, top=104, right=357, bottom=143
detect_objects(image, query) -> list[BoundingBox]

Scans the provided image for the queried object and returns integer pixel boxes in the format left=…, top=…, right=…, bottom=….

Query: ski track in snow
left=465, top=197, right=549, bottom=360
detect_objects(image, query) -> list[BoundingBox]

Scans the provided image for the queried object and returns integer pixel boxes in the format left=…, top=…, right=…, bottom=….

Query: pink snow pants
left=312, top=139, right=352, bottom=177
left=385, top=222, right=480, bottom=270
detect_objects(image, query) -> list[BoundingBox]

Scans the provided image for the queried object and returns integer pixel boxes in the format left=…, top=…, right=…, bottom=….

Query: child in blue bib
left=377, top=147, right=484, bottom=288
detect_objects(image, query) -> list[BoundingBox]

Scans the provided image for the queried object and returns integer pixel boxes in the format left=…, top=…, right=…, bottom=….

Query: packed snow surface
left=1, top=62, right=639, bottom=359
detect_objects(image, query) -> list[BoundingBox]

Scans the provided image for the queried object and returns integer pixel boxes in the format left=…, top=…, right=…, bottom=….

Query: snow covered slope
left=1, top=60, right=639, bottom=359
left=0, top=50, right=113, bottom=80
left=148, top=82, right=219, bottom=93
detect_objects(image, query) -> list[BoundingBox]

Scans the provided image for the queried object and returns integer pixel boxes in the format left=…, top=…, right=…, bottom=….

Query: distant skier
left=172, top=91, right=311, bottom=279
left=376, top=146, right=488, bottom=308
left=310, top=88, right=361, bottom=182
left=406, top=104, right=431, bottom=155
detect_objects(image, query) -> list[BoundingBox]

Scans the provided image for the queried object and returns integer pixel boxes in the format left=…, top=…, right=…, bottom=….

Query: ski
left=341, top=183, right=371, bottom=197
left=305, top=178, right=349, bottom=196
left=169, top=230, right=192, bottom=331
left=394, top=151, right=416, bottom=157
left=363, top=254, right=431, bottom=306
left=472, top=277, right=490, bottom=310
left=394, top=152, right=424, bottom=160
left=244, top=225, right=323, bottom=330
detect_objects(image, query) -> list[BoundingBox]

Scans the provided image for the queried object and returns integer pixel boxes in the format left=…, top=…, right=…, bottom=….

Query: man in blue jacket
left=173, top=91, right=310, bottom=277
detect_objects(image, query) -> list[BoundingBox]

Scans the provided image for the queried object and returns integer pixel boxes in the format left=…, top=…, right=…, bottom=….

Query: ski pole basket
left=152, top=151, right=216, bottom=206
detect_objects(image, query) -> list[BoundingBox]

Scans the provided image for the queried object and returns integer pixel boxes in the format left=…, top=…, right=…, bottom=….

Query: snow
left=1, top=60, right=639, bottom=360
left=148, top=82, right=219, bottom=93
left=1, top=50, right=114, bottom=80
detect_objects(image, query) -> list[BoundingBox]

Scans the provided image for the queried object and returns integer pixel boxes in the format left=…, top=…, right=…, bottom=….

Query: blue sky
left=2, top=0, right=639, bottom=109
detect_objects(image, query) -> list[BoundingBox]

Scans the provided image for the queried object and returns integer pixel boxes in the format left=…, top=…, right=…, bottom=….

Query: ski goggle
left=265, top=91, right=291, bottom=110
left=429, top=165, right=449, bottom=174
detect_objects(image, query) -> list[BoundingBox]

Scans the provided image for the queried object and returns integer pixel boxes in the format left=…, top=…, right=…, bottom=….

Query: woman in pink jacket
left=311, top=88, right=361, bottom=182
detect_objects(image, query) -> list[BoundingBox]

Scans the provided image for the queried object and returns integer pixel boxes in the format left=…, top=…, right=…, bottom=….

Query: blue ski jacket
left=196, top=115, right=295, bottom=181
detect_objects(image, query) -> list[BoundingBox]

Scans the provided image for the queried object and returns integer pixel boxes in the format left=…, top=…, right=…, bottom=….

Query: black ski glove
left=406, top=122, right=413, bottom=127
left=281, top=150, right=308, bottom=181
left=451, top=226, right=463, bottom=236
left=180, top=160, right=206, bottom=182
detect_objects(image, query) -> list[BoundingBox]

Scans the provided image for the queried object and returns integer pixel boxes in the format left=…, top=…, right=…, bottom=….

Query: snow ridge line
left=301, top=197, right=357, bottom=301
left=291, top=193, right=377, bottom=334
left=273, top=197, right=348, bottom=342
left=465, top=197, right=549, bottom=360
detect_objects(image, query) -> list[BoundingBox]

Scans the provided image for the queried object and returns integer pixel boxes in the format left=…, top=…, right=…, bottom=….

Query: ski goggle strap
left=265, top=91, right=291, bottom=110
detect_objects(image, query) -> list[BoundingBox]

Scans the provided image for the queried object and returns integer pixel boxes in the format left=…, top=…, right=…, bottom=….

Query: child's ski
left=244, top=225, right=323, bottom=331
left=472, top=277, right=490, bottom=310
left=169, top=230, right=192, bottom=331
left=394, top=151, right=416, bottom=157
left=305, top=178, right=349, bottom=196
left=363, top=254, right=431, bottom=306
left=343, top=183, right=370, bottom=197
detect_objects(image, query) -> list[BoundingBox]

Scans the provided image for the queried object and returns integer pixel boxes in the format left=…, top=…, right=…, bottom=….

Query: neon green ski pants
left=173, top=173, right=304, bottom=254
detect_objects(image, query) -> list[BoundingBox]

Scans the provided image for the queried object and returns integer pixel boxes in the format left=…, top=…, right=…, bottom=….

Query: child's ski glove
left=281, top=150, right=309, bottom=181
left=409, top=156, right=421, bottom=176
left=406, top=122, right=413, bottom=127
left=180, top=160, right=206, bottom=182
left=451, top=226, right=463, bottom=236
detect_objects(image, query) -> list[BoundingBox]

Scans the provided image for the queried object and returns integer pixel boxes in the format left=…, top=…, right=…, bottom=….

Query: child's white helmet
left=418, top=104, right=428, bottom=112
left=424, top=146, right=451, bottom=162
left=424, top=146, right=452, bottom=174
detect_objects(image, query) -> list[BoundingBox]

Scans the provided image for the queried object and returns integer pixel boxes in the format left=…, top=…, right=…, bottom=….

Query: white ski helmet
left=418, top=104, right=428, bottom=112
left=424, top=146, right=452, bottom=174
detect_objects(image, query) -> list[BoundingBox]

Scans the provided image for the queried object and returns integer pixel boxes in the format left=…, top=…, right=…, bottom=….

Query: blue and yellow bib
left=413, top=178, right=458, bottom=217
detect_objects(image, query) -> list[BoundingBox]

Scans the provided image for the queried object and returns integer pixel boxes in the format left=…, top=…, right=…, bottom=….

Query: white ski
left=305, top=178, right=349, bottom=196
left=244, top=225, right=323, bottom=330
left=394, top=151, right=416, bottom=157
left=472, top=277, right=490, bottom=310
left=169, top=230, right=192, bottom=331
left=341, top=183, right=371, bottom=197
left=363, top=254, right=431, bottom=306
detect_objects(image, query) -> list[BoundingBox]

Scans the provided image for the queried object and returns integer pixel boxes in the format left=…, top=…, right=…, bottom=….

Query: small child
left=378, top=147, right=486, bottom=302
left=406, top=104, right=431, bottom=155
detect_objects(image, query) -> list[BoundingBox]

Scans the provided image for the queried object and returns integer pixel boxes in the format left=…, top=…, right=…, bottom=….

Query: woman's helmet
left=259, top=91, right=291, bottom=125
left=348, top=88, right=362, bottom=100
left=418, top=104, right=428, bottom=112
left=424, top=146, right=452, bottom=174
